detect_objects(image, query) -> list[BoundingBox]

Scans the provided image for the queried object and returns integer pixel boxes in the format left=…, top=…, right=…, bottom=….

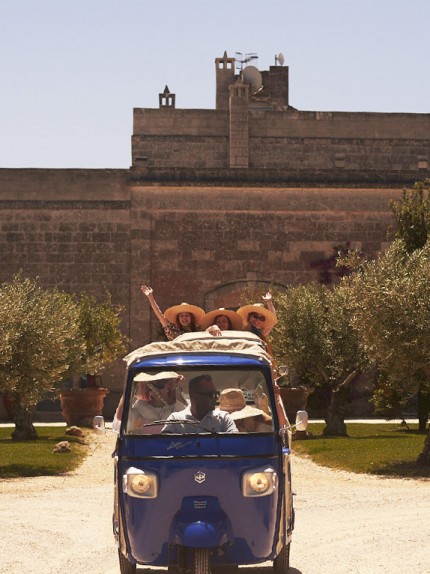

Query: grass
left=293, top=422, right=430, bottom=478
left=0, top=425, right=90, bottom=478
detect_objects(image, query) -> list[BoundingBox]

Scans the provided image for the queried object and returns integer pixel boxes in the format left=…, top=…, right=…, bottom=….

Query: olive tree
left=76, top=291, right=127, bottom=383
left=390, top=179, right=430, bottom=254
left=388, top=178, right=430, bottom=429
left=0, top=275, right=84, bottom=440
left=271, top=282, right=365, bottom=436
left=345, top=241, right=430, bottom=466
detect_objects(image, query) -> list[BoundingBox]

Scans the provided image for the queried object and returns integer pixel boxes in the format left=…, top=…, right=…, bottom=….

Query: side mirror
left=295, top=410, right=309, bottom=432
left=93, top=415, right=106, bottom=435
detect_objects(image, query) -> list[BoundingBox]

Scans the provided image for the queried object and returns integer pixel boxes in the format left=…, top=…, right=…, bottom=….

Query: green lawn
left=293, top=422, right=430, bottom=478
left=0, top=426, right=89, bottom=478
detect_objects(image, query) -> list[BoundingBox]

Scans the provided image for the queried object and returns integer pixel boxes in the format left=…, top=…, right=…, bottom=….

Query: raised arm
left=141, top=284, right=169, bottom=328
left=262, top=290, right=277, bottom=319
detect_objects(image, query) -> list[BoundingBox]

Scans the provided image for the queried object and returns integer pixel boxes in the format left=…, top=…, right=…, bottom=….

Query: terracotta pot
left=60, top=388, right=109, bottom=427
left=85, top=374, right=102, bottom=389
left=279, top=387, right=309, bottom=424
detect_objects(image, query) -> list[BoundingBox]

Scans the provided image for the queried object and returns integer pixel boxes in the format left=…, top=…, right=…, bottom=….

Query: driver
left=129, top=371, right=187, bottom=434
left=161, top=374, right=238, bottom=434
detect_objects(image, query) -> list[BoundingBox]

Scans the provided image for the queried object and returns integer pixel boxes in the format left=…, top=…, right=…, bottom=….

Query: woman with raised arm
left=237, top=290, right=277, bottom=341
left=237, top=291, right=287, bottom=427
left=141, top=284, right=205, bottom=341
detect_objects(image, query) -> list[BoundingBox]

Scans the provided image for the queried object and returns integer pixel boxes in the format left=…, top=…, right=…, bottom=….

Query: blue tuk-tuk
left=105, top=331, right=304, bottom=574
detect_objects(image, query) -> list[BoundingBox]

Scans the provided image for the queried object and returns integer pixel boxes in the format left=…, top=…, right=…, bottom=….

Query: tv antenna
left=235, top=52, right=258, bottom=71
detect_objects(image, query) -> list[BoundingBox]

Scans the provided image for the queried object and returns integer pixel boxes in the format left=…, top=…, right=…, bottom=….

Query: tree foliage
left=345, top=240, right=430, bottom=396
left=271, top=282, right=365, bottom=435
left=388, top=179, right=430, bottom=431
left=389, top=179, right=430, bottom=253
left=0, top=275, right=84, bottom=439
left=344, top=240, right=430, bottom=464
left=0, top=274, right=83, bottom=406
left=76, top=291, right=127, bottom=377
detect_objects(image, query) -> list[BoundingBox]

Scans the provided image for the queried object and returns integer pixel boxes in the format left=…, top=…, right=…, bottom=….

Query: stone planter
left=279, top=387, right=309, bottom=425
left=59, top=388, right=109, bottom=427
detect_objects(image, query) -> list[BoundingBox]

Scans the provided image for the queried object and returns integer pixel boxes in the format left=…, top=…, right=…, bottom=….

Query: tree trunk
left=416, top=428, right=430, bottom=467
left=323, top=387, right=348, bottom=436
left=323, top=371, right=358, bottom=437
left=417, top=391, right=430, bottom=432
left=11, top=394, right=38, bottom=440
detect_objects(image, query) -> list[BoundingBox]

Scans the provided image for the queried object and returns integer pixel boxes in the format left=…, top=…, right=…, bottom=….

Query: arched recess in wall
left=203, top=279, right=287, bottom=311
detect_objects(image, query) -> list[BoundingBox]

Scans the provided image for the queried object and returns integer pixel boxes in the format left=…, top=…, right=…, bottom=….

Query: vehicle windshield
left=123, top=367, right=274, bottom=435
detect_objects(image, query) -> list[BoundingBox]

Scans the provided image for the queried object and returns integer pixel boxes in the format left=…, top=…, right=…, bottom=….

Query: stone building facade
left=1, top=51, right=429, bottom=417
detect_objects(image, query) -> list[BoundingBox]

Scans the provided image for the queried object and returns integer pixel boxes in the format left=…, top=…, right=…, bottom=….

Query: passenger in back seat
left=141, top=284, right=204, bottom=341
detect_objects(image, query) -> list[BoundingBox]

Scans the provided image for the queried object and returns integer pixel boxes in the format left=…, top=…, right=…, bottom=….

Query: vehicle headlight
left=123, top=467, right=158, bottom=499
left=242, top=466, right=277, bottom=497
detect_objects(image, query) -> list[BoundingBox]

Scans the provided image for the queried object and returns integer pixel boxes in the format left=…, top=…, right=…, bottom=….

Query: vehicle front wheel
left=194, top=547, right=210, bottom=574
left=273, top=543, right=290, bottom=573
left=118, top=549, right=136, bottom=574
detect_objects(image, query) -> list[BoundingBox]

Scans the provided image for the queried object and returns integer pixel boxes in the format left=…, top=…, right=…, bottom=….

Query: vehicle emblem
left=167, top=440, right=192, bottom=451
left=194, top=471, right=206, bottom=484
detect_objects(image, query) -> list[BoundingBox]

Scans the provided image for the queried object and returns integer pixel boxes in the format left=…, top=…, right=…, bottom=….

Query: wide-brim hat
left=230, top=405, right=266, bottom=420
left=164, top=302, right=205, bottom=326
left=236, top=303, right=277, bottom=332
left=219, top=388, right=265, bottom=420
left=199, top=308, right=244, bottom=331
left=134, top=371, right=180, bottom=383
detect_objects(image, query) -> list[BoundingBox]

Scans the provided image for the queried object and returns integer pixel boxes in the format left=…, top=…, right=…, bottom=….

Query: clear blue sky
left=1, top=0, right=429, bottom=169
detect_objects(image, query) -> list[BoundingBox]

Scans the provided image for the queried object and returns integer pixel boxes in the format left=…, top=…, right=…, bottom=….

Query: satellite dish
left=242, top=65, right=263, bottom=92
left=276, top=52, right=285, bottom=66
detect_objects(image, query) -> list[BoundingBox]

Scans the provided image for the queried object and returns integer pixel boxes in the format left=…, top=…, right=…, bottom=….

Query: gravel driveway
left=1, top=430, right=429, bottom=574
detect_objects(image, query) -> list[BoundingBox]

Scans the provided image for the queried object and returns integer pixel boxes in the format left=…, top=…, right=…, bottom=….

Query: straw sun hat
left=236, top=303, right=277, bottom=332
left=164, top=302, right=205, bottom=326
left=199, top=308, right=244, bottom=331
left=219, top=388, right=264, bottom=420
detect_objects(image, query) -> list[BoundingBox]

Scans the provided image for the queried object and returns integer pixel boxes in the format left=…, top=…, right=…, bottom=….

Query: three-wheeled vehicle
left=99, top=331, right=306, bottom=574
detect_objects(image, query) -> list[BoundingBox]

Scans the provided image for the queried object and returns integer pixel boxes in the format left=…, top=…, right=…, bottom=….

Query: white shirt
left=129, top=399, right=186, bottom=434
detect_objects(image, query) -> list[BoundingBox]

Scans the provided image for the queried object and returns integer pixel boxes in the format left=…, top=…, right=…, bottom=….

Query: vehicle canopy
left=124, top=330, right=273, bottom=367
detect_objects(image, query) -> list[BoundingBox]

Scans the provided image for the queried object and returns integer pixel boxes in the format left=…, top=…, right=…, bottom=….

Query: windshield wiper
left=143, top=419, right=201, bottom=427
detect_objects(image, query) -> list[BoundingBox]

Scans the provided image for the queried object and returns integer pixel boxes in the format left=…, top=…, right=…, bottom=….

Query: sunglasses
left=153, top=382, right=167, bottom=390
left=251, top=313, right=266, bottom=322
left=153, top=381, right=174, bottom=390
left=194, top=390, right=220, bottom=399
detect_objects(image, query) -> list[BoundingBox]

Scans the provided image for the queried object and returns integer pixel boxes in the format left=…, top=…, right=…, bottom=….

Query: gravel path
left=1, top=431, right=429, bottom=574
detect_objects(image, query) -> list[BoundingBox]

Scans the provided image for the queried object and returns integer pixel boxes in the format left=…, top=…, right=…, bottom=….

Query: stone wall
left=128, top=184, right=398, bottom=342
left=0, top=168, right=130, bottom=296
left=0, top=171, right=402, bottom=406
left=132, top=109, right=229, bottom=169
left=132, top=106, right=430, bottom=178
